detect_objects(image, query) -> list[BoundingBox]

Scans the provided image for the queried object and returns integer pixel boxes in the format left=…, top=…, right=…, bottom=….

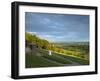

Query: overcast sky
left=25, top=12, right=89, bottom=42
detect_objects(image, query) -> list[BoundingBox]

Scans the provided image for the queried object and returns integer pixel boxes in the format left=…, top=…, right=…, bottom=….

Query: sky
left=25, top=12, right=89, bottom=42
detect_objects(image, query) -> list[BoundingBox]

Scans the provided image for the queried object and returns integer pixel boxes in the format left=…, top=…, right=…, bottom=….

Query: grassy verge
left=25, top=54, right=60, bottom=68
left=59, top=54, right=89, bottom=65
left=43, top=54, right=71, bottom=64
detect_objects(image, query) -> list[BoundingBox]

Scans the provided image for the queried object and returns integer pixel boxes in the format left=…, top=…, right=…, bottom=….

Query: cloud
left=25, top=12, right=89, bottom=42
left=27, top=31, right=37, bottom=34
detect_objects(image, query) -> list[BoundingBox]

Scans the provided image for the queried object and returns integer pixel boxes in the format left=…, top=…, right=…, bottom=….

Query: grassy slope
left=26, top=54, right=60, bottom=68
left=25, top=48, right=71, bottom=68
left=53, top=42, right=89, bottom=65
left=26, top=48, right=89, bottom=68
left=39, top=49, right=71, bottom=64
left=40, top=48, right=89, bottom=65
left=58, top=54, right=89, bottom=65
left=42, top=54, right=71, bottom=64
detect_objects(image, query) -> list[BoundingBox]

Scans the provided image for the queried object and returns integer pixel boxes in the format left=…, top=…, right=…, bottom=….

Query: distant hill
left=52, top=42, right=89, bottom=46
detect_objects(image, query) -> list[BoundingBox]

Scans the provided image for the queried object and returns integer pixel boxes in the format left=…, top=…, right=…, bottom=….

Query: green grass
left=25, top=49, right=72, bottom=68
left=38, top=49, right=71, bottom=64
left=42, top=54, right=71, bottom=64
left=58, top=54, right=89, bottom=65
left=25, top=47, right=89, bottom=68
left=25, top=54, right=60, bottom=68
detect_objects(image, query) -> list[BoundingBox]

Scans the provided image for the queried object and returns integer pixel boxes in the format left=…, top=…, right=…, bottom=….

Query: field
left=25, top=42, right=89, bottom=68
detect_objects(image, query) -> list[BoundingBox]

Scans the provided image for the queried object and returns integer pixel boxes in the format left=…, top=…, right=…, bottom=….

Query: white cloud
left=27, top=31, right=37, bottom=35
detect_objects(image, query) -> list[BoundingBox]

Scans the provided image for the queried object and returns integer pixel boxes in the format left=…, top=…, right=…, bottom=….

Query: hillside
left=25, top=32, right=89, bottom=60
left=26, top=47, right=89, bottom=68
left=25, top=32, right=89, bottom=68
